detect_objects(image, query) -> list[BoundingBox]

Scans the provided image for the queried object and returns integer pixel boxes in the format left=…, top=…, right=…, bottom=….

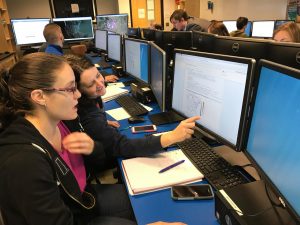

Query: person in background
left=43, top=24, right=119, bottom=83
left=208, top=21, right=230, bottom=36
left=63, top=54, right=200, bottom=176
left=230, top=17, right=249, bottom=38
left=44, top=23, right=64, bottom=56
left=0, top=52, right=191, bottom=225
left=170, top=9, right=204, bottom=31
left=273, top=22, right=300, bottom=43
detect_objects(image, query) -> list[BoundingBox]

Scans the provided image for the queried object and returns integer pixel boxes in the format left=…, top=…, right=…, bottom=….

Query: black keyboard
left=115, top=95, right=148, bottom=116
left=177, top=138, right=250, bottom=190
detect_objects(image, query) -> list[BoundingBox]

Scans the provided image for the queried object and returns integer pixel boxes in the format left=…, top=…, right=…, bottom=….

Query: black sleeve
left=6, top=149, right=73, bottom=225
left=80, top=109, right=164, bottom=158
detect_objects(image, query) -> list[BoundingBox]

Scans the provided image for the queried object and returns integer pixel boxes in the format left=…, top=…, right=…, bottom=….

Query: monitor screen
left=223, top=20, right=236, bottom=33
left=11, top=18, right=50, bottom=45
left=162, top=31, right=192, bottom=50
left=53, top=17, right=94, bottom=41
left=251, top=21, right=275, bottom=38
left=274, top=20, right=293, bottom=30
left=172, top=50, right=255, bottom=150
left=142, top=28, right=156, bottom=41
left=95, top=30, right=107, bottom=51
left=192, top=31, right=216, bottom=52
left=266, top=42, right=300, bottom=70
left=107, top=33, right=121, bottom=62
left=127, top=28, right=141, bottom=39
left=150, top=42, right=166, bottom=111
left=244, top=21, right=252, bottom=36
left=213, top=36, right=269, bottom=61
left=96, top=14, right=128, bottom=34
left=124, top=38, right=150, bottom=83
left=246, top=60, right=300, bottom=220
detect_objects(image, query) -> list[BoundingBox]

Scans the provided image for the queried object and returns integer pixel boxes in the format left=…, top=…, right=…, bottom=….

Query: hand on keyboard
left=161, top=116, right=200, bottom=148
left=105, top=75, right=119, bottom=83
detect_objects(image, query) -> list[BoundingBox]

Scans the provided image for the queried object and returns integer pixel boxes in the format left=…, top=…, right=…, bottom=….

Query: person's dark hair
left=236, top=17, right=248, bottom=30
left=208, top=21, right=230, bottom=36
left=154, top=24, right=163, bottom=30
left=0, top=52, right=67, bottom=130
left=64, top=54, right=94, bottom=89
left=170, top=9, right=189, bottom=22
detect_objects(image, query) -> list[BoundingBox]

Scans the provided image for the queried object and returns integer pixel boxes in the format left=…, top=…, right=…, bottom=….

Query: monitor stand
left=149, top=111, right=184, bottom=125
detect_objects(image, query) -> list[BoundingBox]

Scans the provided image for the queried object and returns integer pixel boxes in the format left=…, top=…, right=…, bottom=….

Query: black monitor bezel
left=107, top=33, right=122, bottom=62
left=191, top=31, right=217, bottom=52
left=251, top=20, right=275, bottom=38
left=95, top=13, right=128, bottom=35
left=266, top=41, right=300, bottom=70
left=124, top=37, right=150, bottom=84
left=10, top=18, right=50, bottom=46
left=212, top=35, right=270, bottom=60
left=244, top=59, right=300, bottom=223
left=52, top=16, right=94, bottom=42
left=95, top=29, right=108, bottom=52
left=171, top=49, right=256, bottom=151
left=149, top=42, right=167, bottom=112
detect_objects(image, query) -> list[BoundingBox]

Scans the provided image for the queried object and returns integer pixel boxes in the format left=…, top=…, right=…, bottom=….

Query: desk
left=97, top=54, right=259, bottom=225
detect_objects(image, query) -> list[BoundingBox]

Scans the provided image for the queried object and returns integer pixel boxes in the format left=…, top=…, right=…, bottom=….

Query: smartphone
left=131, top=125, right=157, bottom=133
left=171, top=184, right=214, bottom=200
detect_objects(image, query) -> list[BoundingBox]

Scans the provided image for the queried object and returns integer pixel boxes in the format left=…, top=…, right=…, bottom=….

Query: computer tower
left=215, top=180, right=298, bottom=225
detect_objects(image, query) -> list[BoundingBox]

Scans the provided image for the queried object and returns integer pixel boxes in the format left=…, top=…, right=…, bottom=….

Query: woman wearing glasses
left=0, top=53, right=139, bottom=225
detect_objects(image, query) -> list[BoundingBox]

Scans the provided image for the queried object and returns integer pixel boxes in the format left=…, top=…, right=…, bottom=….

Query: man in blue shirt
left=43, top=23, right=64, bottom=56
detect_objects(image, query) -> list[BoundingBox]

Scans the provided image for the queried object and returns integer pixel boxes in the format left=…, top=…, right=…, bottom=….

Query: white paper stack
left=101, top=86, right=129, bottom=102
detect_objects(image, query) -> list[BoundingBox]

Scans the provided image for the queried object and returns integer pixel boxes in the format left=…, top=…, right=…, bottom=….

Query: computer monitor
left=172, top=49, right=255, bottom=150
left=223, top=20, right=236, bottom=33
left=96, top=14, right=128, bottom=34
left=266, top=41, right=300, bottom=70
left=192, top=31, right=216, bottom=52
left=274, top=20, right=294, bottom=30
left=162, top=31, right=192, bottom=51
left=107, top=33, right=122, bottom=62
left=149, top=42, right=166, bottom=112
left=95, top=30, right=107, bottom=51
left=213, top=36, right=270, bottom=61
left=10, top=18, right=50, bottom=45
left=251, top=20, right=275, bottom=38
left=127, top=28, right=141, bottom=39
left=52, top=17, right=94, bottom=41
left=154, top=30, right=164, bottom=49
left=244, top=21, right=252, bottom=36
left=245, top=60, right=300, bottom=222
left=142, top=28, right=155, bottom=41
left=124, top=38, right=150, bottom=84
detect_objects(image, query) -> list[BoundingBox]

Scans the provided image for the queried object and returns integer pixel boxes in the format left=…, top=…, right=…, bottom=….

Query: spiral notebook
left=122, top=149, right=204, bottom=195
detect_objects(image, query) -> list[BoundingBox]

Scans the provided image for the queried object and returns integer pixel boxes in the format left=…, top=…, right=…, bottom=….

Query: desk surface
left=99, top=55, right=258, bottom=225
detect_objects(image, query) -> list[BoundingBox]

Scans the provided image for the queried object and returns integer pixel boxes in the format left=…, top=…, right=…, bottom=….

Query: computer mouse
left=128, top=116, right=145, bottom=124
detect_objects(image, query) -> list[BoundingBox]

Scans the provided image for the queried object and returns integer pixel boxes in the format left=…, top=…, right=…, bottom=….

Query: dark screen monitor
left=266, top=41, right=300, bottom=70
left=245, top=60, right=300, bottom=222
left=162, top=31, right=192, bottom=50
left=96, top=14, right=128, bottom=34
left=53, top=17, right=94, bottom=41
left=251, top=20, right=275, bottom=38
left=11, top=18, right=50, bottom=45
left=124, top=38, right=150, bottom=84
left=149, top=42, right=166, bottom=111
left=274, top=20, right=294, bottom=30
left=142, top=28, right=156, bottom=41
left=95, top=30, right=107, bottom=51
left=127, top=28, right=141, bottom=39
left=192, top=31, right=216, bottom=52
left=107, top=33, right=122, bottom=62
left=172, top=49, right=255, bottom=150
left=213, top=36, right=269, bottom=61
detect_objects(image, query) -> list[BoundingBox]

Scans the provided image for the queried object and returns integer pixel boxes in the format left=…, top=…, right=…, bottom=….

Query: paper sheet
left=106, top=107, right=131, bottom=120
left=107, top=82, right=125, bottom=88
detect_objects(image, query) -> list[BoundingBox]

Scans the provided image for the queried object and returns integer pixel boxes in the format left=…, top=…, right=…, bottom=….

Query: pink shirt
left=57, top=122, right=87, bottom=192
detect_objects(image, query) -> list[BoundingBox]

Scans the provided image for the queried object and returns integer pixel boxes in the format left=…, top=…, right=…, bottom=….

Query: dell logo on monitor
left=232, top=43, right=239, bottom=53
left=296, top=51, right=300, bottom=64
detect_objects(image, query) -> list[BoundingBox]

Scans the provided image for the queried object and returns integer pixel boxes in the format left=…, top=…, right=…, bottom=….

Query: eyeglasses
left=41, top=84, right=78, bottom=94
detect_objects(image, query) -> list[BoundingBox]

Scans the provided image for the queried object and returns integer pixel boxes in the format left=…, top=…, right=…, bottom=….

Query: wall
left=118, top=0, right=131, bottom=27
left=7, top=0, right=51, bottom=18
left=199, top=0, right=287, bottom=21
left=95, top=0, right=118, bottom=15
left=163, top=0, right=177, bottom=30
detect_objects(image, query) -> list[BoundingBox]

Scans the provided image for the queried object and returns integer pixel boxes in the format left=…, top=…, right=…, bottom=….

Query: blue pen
left=158, top=160, right=185, bottom=173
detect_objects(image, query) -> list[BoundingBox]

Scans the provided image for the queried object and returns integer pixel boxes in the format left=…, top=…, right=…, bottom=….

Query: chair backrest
left=70, top=44, right=87, bottom=56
